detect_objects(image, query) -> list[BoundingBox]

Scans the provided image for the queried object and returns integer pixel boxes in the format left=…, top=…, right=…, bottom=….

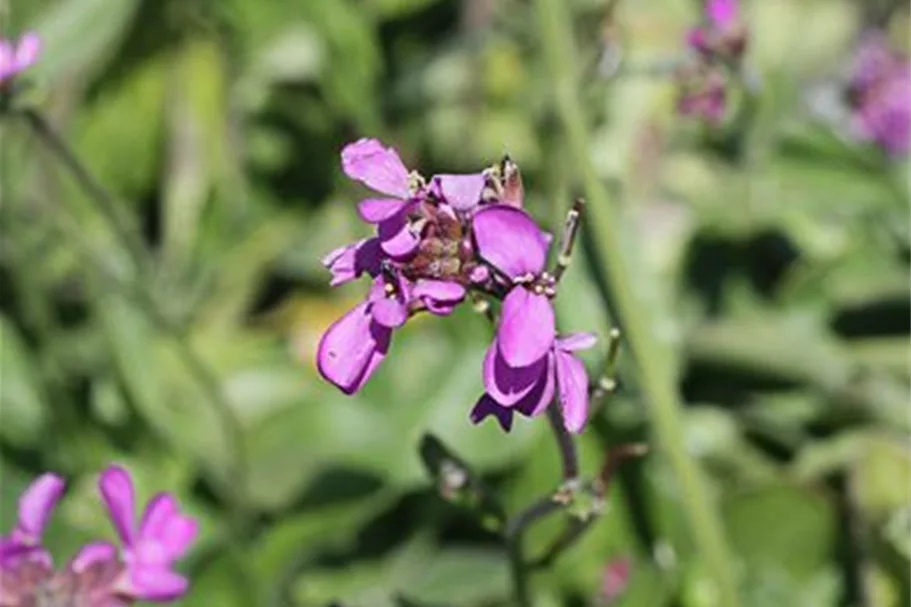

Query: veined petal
left=483, top=338, right=547, bottom=407
left=433, top=173, right=486, bottom=211
left=556, top=332, right=597, bottom=353
left=469, top=395, right=514, bottom=432
left=99, top=467, right=136, bottom=545
left=472, top=205, right=548, bottom=277
left=317, top=301, right=384, bottom=394
left=555, top=350, right=589, bottom=434
left=498, top=288, right=554, bottom=368
left=341, top=138, right=411, bottom=199
left=513, top=352, right=556, bottom=418
left=358, top=198, right=407, bottom=223
left=17, top=473, right=65, bottom=541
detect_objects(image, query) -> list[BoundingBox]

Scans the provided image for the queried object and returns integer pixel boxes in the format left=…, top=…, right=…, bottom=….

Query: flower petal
left=498, top=288, right=554, bottom=368
left=707, top=0, right=738, bottom=28
left=556, top=332, right=597, bottom=352
left=99, top=466, right=136, bottom=545
left=322, top=238, right=383, bottom=287
left=513, top=352, right=556, bottom=418
left=341, top=138, right=411, bottom=199
left=349, top=322, right=391, bottom=393
left=371, top=297, right=408, bottom=328
left=13, top=32, right=41, bottom=71
left=358, top=198, right=407, bottom=223
left=555, top=350, right=590, bottom=433
left=17, top=473, right=65, bottom=541
left=378, top=218, right=419, bottom=259
left=472, top=205, right=548, bottom=277
left=0, top=41, right=12, bottom=80
left=413, top=279, right=466, bottom=303
left=483, top=338, right=547, bottom=407
left=317, top=301, right=386, bottom=394
left=433, top=173, right=486, bottom=211
left=469, top=395, right=514, bottom=432
left=69, top=542, right=117, bottom=573
left=128, top=566, right=190, bottom=602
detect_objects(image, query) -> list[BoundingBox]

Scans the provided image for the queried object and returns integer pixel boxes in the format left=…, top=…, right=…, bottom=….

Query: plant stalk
left=532, top=0, right=742, bottom=604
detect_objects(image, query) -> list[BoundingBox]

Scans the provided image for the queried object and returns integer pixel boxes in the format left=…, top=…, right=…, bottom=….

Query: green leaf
left=0, top=315, right=51, bottom=447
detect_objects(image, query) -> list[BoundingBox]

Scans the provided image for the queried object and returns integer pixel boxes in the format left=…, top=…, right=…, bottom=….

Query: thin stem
left=505, top=494, right=564, bottom=607
left=546, top=406, right=579, bottom=480
left=533, top=0, right=742, bottom=605
left=529, top=517, right=595, bottom=570
left=551, top=198, right=584, bottom=284
left=590, top=327, right=622, bottom=403
left=22, top=109, right=149, bottom=272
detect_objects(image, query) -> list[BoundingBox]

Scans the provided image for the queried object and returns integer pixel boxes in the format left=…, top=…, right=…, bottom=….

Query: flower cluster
left=0, top=32, right=40, bottom=87
left=845, top=32, right=910, bottom=156
left=0, top=466, right=197, bottom=606
left=676, top=0, right=748, bottom=123
left=317, top=139, right=594, bottom=433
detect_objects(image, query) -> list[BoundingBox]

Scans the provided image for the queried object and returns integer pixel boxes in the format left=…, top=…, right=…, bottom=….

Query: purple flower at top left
left=0, top=32, right=41, bottom=85
left=0, top=465, right=198, bottom=606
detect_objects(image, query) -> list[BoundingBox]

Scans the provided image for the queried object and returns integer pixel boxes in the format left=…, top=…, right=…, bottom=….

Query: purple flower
left=317, top=270, right=467, bottom=394
left=99, top=466, right=198, bottom=602
left=431, top=173, right=487, bottom=212
left=472, top=205, right=555, bottom=367
left=677, top=67, right=728, bottom=123
left=599, top=557, right=632, bottom=604
left=0, top=472, right=64, bottom=566
left=471, top=333, right=596, bottom=433
left=686, top=0, right=747, bottom=61
left=322, top=238, right=383, bottom=287
left=0, top=466, right=197, bottom=606
left=0, top=32, right=41, bottom=84
left=847, top=33, right=911, bottom=156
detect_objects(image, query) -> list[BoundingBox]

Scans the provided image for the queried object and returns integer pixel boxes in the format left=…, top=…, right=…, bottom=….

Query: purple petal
left=0, top=41, right=12, bottom=80
left=686, top=27, right=709, bottom=52
left=69, top=542, right=117, bottom=573
left=17, top=473, right=65, bottom=541
left=137, top=494, right=196, bottom=562
left=322, top=239, right=382, bottom=287
left=378, top=218, right=419, bottom=259
left=707, top=0, right=738, bottom=27
left=371, top=297, right=408, bottom=328
left=357, top=198, right=408, bottom=223
left=498, top=288, right=555, bottom=368
left=349, top=322, right=391, bottom=393
left=483, top=338, right=548, bottom=407
left=555, top=350, right=589, bottom=433
left=341, top=138, right=411, bottom=199
left=99, top=466, right=136, bottom=545
left=513, top=353, right=556, bottom=418
left=13, top=32, right=41, bottom=71
left=317, top=301, right=387, bottom=394
left=556, top=332, right=597, bottom=352
left=472, top=205, right=548, bottom=277
left=413, top=279, right=466, bottom=303
left=127, top=566, right=190, bottom=602
left=469, top=395, right=514, bottom=432
left=433, top=173, right=486, bottom=211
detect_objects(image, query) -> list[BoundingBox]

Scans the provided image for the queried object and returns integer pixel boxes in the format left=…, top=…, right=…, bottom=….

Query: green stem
left=532, top=0, right=742, bottom=605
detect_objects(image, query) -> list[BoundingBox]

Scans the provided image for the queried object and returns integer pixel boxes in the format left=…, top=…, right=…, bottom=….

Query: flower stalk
left=533, top=0, right=743, bottom=604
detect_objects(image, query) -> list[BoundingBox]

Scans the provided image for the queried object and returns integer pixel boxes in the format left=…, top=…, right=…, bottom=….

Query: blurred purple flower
left=471, top=333, right=596, bottom=433
left=99, top=466, right=198, bottom=602
left=687, top=0, right=747, bottom=60
left=0, top=32, right=41, bottom=85
left=0, top=466, right=197, bottom=606
left=847, top=33, right=910, bottom=156
left=677, top=67, right=728, bottom=124
left=599, top=557, right=632, bottom=604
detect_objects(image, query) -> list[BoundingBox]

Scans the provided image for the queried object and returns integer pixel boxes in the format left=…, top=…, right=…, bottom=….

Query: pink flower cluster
left=677, top=0, right=748, bottom=124
left=846, top=32, right=910, bottom=156
left=317, top=139, right=595, bottom=433
left=0, top=466, right=197, bottom=606
left=0, top=32, right=40, bottom=86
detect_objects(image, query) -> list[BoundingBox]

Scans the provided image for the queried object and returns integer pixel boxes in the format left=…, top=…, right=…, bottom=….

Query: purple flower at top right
left=846, top=32, right=910, bottom=157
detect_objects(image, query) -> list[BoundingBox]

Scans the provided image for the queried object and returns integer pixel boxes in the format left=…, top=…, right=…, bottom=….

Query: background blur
left=1, top=0, right=909, bottom=605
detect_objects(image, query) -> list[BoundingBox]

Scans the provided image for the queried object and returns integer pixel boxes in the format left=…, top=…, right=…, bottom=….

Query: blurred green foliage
left=1, top=0, right=909, bottom=605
